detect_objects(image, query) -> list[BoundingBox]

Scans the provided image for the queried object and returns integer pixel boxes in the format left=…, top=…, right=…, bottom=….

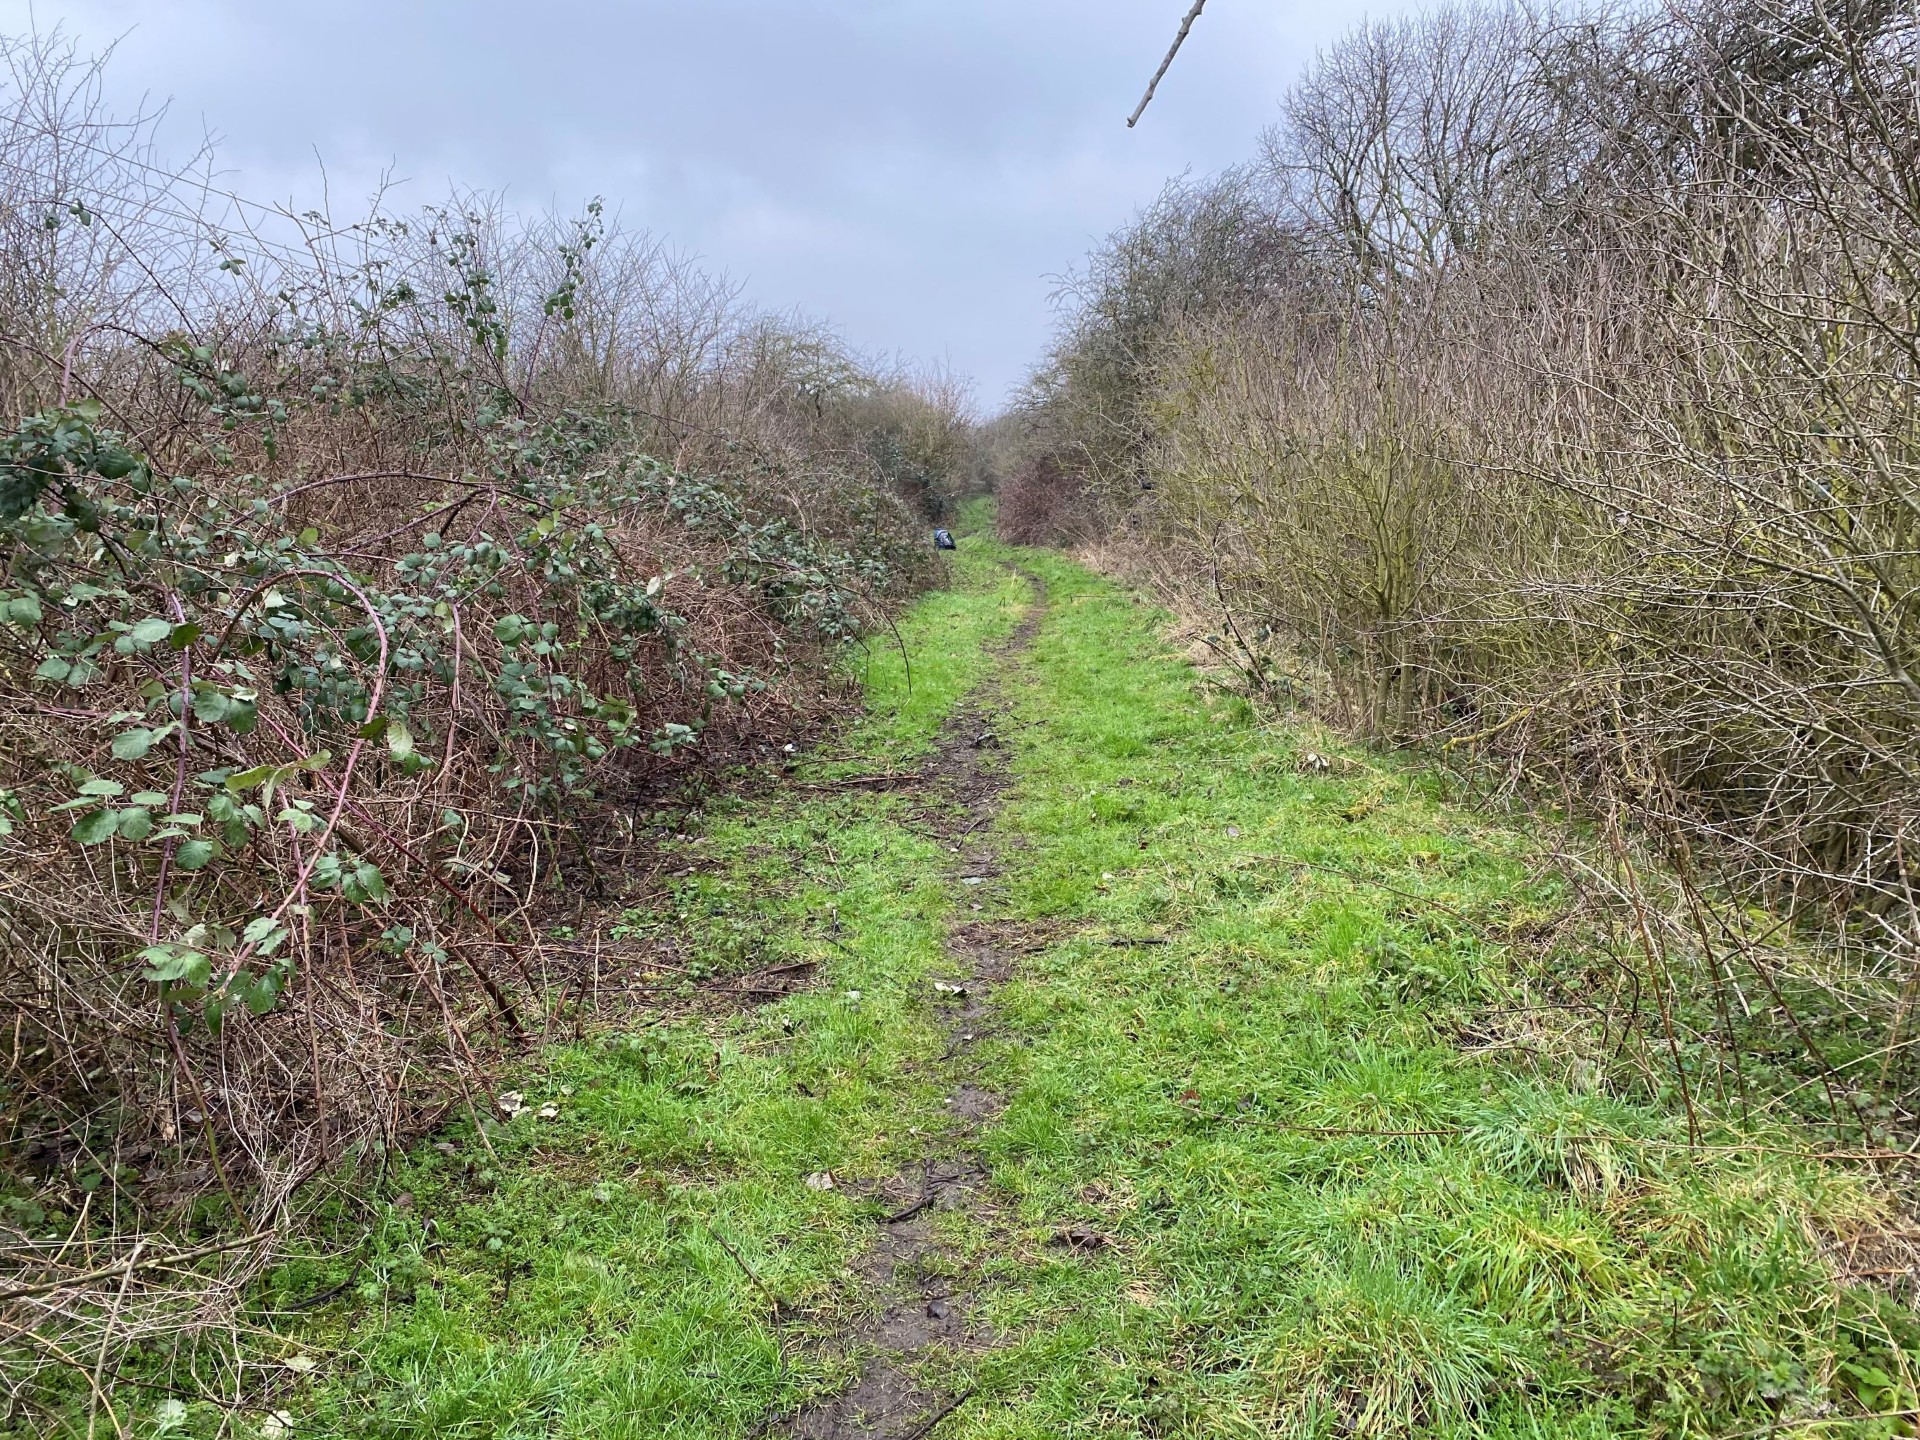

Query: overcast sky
left=2, top=0, right=1383, bottom=409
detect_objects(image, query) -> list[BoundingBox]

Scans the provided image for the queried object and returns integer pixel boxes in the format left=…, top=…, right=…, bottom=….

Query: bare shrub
left=1026, top=0, right=1920, bottom=1133
left=995, top=453, right=1088, bottom=546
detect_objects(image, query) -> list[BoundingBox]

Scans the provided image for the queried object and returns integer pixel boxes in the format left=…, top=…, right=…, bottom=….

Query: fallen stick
left=902, top=1388, right=977, bottom=1439
left=795, top=772, right=926, bottom=792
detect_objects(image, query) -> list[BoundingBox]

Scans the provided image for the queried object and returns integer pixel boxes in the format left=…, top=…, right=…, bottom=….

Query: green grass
left=831, top=544, right=1027, bottom=770
left=936, top=549, right=1916, bottom=1438
left=98, top=539, right=1918, bottom=1439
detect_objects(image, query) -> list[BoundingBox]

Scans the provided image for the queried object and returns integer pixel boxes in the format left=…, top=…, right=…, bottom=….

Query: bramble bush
left=0, top=27, right=977, bottom=1412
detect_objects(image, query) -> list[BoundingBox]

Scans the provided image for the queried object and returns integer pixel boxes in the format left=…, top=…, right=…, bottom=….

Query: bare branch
left=1127, top=0, right=1210, bottom=128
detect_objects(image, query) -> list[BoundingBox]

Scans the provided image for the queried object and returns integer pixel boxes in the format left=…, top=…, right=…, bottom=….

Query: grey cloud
left=4, top=0, right=1381, bottom=404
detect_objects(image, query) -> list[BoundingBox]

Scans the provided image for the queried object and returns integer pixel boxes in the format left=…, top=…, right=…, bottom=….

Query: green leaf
left=140, top=945, right=209, bottom=986
left=225, top=764, right=279, bottom=791
left=386, top=719, right=415, bottom=761
left=94, top=448, right=138, bottom=480
left=192, top=690, right=234, bottom=724
left=129, top=617, right=171, bottom=645
left=6, top=595, right=42, bottom=625
left=169, top=623, right=202, bottom=650
left=111, top=728, right=156, bottom=761
left=130, top=791, right=171, bottom=807
left=33, top=656, right=71, bottom=682
left=175, top=838, right=216, bottom=871
left=240, top=916, right=291, bottom=953
left=349, top=862, right=389, bottom=904
left=70, top=808, right=118, bottom=845
left=237, top=968, right=285, bottom=1015
left=277, top=805, right=320, bottom=834
left=78, top=778, right=125, bottom=797
left=116, top=808, right=153, bottom=841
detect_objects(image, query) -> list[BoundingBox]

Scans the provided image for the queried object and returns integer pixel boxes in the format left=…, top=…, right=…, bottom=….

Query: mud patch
left=776, top=565, right=1045, bottom=1438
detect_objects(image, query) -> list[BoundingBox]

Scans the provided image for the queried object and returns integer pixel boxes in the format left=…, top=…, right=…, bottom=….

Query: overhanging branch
left=1128, top=1, right=1210, bottom=128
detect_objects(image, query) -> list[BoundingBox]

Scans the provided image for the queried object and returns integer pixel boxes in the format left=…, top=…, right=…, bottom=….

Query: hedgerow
left=0, top=28, right=974, bottom=1411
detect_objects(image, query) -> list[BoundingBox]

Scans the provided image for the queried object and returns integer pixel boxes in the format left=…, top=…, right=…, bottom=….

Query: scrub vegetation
left=1003, top=0, right=1920, bottom=1179
left=6, top=3, right=1920, bottom=1436
left=0, top=29, right=983, bottom=1412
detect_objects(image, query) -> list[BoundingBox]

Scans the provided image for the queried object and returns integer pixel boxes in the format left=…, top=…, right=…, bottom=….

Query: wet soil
left=779, top=570, right=1046, bottom=1440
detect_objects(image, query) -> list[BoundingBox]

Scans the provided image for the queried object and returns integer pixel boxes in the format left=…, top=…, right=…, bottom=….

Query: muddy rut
left=780, top=570, right=1046, bottom=1440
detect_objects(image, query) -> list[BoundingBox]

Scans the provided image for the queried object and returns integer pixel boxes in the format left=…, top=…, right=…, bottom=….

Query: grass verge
left=939, top=547, right=1918, bottom=1438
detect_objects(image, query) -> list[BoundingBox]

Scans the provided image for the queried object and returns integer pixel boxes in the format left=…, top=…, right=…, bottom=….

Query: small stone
left=805, top=1171, right=837, bottom=1191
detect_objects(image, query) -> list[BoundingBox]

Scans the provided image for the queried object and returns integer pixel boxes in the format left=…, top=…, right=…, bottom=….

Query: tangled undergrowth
left=0, top=28, right=978, bottom=1421
left=1004, top=0, right=1920, bottom=1185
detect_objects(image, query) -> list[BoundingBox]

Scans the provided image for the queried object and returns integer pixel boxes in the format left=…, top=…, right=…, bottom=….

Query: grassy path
left=251, top=541, right=1908, bottom=1439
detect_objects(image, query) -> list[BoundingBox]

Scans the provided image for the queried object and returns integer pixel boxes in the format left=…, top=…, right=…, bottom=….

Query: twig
left=880, top=1193, right=941, bottom=1224
left=901, top=1388, right=977, bottom=1439
left=796, top=772, right=926, bottom=792
left=880, top=1162, right=937, bottom=1224
left=1128, top=1, right=1209, bottom=128
left=704, top=1225, right=784, bottom=1316
left=87, top=1236, right=141, bottom=1440
left=0, top=1231, right=274, bottom=1305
